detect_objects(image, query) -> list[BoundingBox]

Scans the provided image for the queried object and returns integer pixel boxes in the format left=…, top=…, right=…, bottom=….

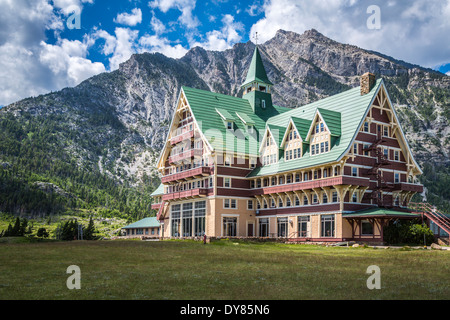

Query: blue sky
left=0, top=0, right=449, bottom=106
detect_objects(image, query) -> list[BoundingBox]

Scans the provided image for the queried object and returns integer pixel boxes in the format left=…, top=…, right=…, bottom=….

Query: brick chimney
left=360, top=72, right=376, bottom=95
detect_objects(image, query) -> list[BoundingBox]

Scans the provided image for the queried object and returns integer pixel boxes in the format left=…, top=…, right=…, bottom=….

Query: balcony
left=162, top=188, right=209, bottom=201
left=170, top=129, right=194, bottom=145
left=168, top=149, right=203, bottom=164
left=151, top=203, right=162, bottom=210
left=252, top=175, right=370, bottom=196
left=392, top=182, right=423, bottom=193
left=162, top=166, right=212, bottom=184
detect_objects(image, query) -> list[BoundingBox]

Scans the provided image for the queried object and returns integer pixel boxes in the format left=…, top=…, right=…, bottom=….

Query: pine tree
left=84, top=216, right=97, bottom=240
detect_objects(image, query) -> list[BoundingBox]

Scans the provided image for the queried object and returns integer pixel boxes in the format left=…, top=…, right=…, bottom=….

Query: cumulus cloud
left=0, top=0, right=102, bottom=105
left=250, top=0, right=450, bottom=68
left=139, top=35, right=188, bottom=58
left=149, top=0, right=199, bottom=29
left=191, top=14, right=244, bottom=51
left=114, top=8, right=143, bottom=26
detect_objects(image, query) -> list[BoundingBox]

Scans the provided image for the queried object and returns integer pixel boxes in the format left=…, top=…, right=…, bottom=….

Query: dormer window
left=227, top=121, right=233, bottom=130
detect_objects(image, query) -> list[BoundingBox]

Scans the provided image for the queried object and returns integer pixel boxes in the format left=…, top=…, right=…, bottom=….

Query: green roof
left=150, top=183, right=164, bottom=196
left=342, top=208, right=420, bottom=218
left=290, top=117, right=311, bottom=142
left=183, top=86, right=285, bottom=156
left=216, top=108, right=235, bottom=121
left=267, top=124, right=285, bottom=147
left=248, top=79, right=383, bottom=177
left=317, top=108, right=341, bottom=137
left=241, top=46, right=273, bottom=87
left=236, top=112, right=255, bottom=125
left=122, top=217, right=160, bottom=229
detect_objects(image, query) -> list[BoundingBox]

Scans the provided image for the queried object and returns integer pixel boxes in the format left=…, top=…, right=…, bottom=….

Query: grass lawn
left=0, top=239, right=448, bottom=300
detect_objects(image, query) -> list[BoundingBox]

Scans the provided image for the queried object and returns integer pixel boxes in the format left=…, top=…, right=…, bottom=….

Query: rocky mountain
left=0, top=29, right=449, bottom=217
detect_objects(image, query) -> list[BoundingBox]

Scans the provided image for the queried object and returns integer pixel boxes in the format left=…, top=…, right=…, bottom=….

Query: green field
left=0, top=239, right=448, bottom=300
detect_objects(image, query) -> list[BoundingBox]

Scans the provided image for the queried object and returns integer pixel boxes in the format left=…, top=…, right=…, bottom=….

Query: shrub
left=384, top=220, right=434, bottom=245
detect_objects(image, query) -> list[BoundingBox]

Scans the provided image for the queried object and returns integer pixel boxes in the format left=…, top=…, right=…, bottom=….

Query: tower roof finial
left=253, top=32, right=259, bottom=45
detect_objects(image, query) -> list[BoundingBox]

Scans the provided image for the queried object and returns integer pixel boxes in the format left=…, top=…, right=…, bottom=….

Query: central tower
left=241, top=46, right=274, bottom=118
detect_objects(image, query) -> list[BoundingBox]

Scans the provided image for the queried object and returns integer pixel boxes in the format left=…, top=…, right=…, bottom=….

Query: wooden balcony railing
left=162, top=188, right=209, bottom=201
left=161, top=166, right=212, bottom=184
left=251, top=175, right=370, bottom=196
left=168, top=149, right=203, bottom=164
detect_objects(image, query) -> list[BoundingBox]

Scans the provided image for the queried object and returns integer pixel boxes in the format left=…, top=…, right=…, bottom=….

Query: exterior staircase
left=409, top=202, right=450, bottom=238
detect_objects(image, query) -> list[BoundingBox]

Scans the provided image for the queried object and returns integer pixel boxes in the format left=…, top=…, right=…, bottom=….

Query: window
left=295, top=174, right=300, bottom=183
left=394, top=173, right=400, bottom=183
left=320, top=123, right=324, bottom=132
left=320, top=142, right=324, bottom=153
left=225, top=156, right=231, bottom=166
left=298, top=216, right=310, bottom=237
left=312, top=194, right=318, bottom=204
left=295, top=196, right=300, bottom=206
left=182, top=203, right=193, bottom=237
left=323, top=193, right=328, bottom=204
left=303, top=195, right=309, bottom=205
left=315, top=124, right=319, bottom=134
left=247, top=200, right=253, bottom=210
left=209, top=177, right=213, bottom=188
left=325, top=141, right=329, bottom=152
left=277, top=218, right=288, bottom=238
left=361, top=220, right=373, bottom=236
left=352, top=192, right=358, bottom=203
left=223, top=217, right=237, bottom=237
left=224, top=199, right=236, bottom=209
left=332, top=192, right=338, bottom=203
left=278, top=198, right=283, bottom=207
left=304, top=172, right=309, bottom=181
left=321, top=215, right=335, bottom=237
left=194, top=201, right=206, bottom=236
left=250, top=159, right=256, bottom=168
left=383, top=148, right=388, bottom=159
left=247, top=125, right=254, bottom=133
left=383, top=126, right=389, bottom=137
left=352, top=167, right=358, bottom=177
left=394, top=150, right=399, bottom=161
left=353, top=143, right=358, bottom=154
left=259, top=86, right=266, bottom=92
left=227, top=121, right=233, bottom=130
left=224, top=177, right=231, bottom=188
left=363, top=121, right=369, bottom=132
left=259, top=218, right=269, bottom=237
left=261, top=100, right=266, bottom=109
left=171, top=204, right=181, bottom=237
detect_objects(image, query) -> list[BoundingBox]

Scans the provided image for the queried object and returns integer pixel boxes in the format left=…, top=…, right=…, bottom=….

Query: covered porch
left=343, top=208, right=420, bottom=243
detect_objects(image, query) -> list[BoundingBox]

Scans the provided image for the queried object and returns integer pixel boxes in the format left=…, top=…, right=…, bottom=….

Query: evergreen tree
left=83, top=216, right=97, bottom=240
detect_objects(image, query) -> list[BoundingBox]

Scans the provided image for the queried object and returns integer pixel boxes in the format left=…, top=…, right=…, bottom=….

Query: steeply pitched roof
left=248, top=79, right=383, bottom=177
left=183, top=86, right=287, bottom=156
left=122, top=217, right=160, bottom=229
left=241, top=46, right=273, bottom=87
left=150, top=183, right=164, bottom=196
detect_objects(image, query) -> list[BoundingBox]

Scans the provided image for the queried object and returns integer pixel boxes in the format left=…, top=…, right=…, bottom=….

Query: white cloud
left=39, top=39, right=105, bottom=85
left=250, top=0, right=450, bottom=68
left=447, top=71, right=450, bottom=76
left=191, top=14, right=244, bottom=51
left=149, top=0, right=199, bottom=29
left=0, top=0, right=102, bottom=105
left=114, top=8, right=142, bottom=26
left=89, top=27, right=139, bottom=71
left=139, top=35, right=188, bottom=58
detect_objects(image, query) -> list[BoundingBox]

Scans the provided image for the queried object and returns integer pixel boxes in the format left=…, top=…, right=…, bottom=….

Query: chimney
left=360, top=72, right=376, bottom=95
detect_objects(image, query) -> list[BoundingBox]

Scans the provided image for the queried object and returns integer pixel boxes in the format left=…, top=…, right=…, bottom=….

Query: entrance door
left=247, top=223, right=254, bottom=237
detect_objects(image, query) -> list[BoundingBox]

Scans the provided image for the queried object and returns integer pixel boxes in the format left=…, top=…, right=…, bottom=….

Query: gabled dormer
left=241, top=46, right=275, bottom=118
left=306, top=108, right=341, bottom=156
left=280, top=117, right=310, bottom=161
left=259, top=125, right=284, bottom=165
